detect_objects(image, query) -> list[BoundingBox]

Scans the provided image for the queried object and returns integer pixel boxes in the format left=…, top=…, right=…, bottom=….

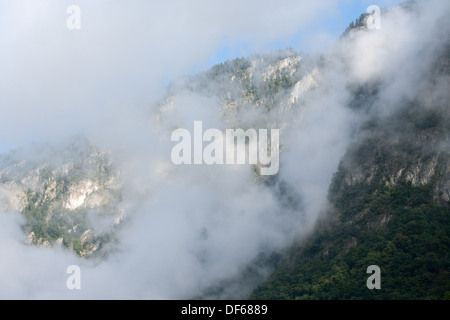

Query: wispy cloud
left=0, top=0, right=449, bottom=299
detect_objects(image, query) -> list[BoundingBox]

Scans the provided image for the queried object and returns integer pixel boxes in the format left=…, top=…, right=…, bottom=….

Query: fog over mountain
left=0, top=0, right=449, bottom=299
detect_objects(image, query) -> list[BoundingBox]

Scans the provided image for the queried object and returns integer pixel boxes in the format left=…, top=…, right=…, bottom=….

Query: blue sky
left=197, top=0, right=403, bottom=71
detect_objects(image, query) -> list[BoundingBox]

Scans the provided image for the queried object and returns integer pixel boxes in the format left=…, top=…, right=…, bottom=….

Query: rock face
left=334, top=126, right=450, bottom=204
left=0, top=137, right=123, bottom=257
left=156, top=49, right=317, bottom=130
left=64, top=180, right=100, bottom=210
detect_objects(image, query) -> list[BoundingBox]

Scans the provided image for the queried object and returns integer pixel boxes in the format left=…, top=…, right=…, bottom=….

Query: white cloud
left=0, top=0, right=449, bottom=299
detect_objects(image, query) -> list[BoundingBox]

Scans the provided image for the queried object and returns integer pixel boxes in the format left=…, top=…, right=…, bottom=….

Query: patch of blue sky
left=201, top=0, right=404, bottom=70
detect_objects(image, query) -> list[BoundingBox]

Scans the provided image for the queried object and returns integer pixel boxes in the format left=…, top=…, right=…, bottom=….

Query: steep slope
left=0, top=0, right=448, bottom=300
left=0, top=137, right=123, bottom=257
left=251, top=41, right=450, bottom=300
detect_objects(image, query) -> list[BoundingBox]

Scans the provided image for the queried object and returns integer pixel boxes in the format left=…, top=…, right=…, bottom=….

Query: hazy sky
left=0, top=0, right=403, bottom=154
left=206, top=0, right=404, bottom=67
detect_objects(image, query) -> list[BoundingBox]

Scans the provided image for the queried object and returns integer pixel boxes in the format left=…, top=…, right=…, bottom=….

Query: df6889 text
left=225, top=305, right=268, bottom=315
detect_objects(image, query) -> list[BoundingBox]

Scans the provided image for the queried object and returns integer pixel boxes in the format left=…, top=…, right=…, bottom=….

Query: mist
left=0, top=0, right=449, bottom=299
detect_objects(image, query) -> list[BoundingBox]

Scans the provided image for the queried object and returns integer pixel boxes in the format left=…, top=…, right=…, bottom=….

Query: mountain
left=250, top=10, right=450, bottom=299
left=0, top=0, right=448, bottom=299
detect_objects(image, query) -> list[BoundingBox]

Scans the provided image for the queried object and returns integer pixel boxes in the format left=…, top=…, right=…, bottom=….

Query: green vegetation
left=3, top=144, right=121, bottom=258
left=250, top=36, right=450, bottom=299
left=344, top=13, right=370, bottom=34
left=21, top=185, right=89, bottom=250
left=200, top=51, right=302, bottom=112
left=251, top=181, right=450, bottom=300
